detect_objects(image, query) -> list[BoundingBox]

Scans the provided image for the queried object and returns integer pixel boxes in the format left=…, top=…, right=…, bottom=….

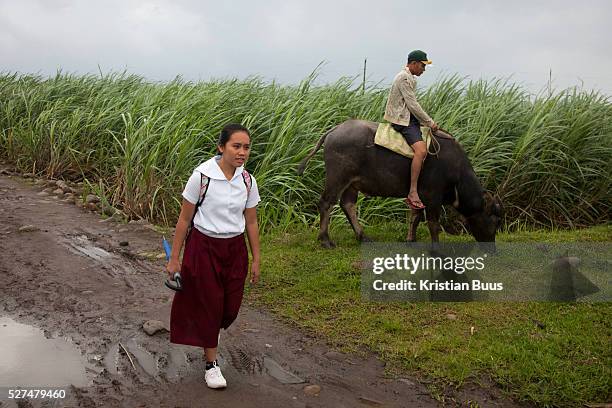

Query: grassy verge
left=247, top=222, right=611, bottom=407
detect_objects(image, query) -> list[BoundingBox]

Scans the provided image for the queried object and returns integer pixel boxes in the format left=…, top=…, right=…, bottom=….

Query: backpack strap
left=190, top=173, right=210, bottom=228
left=242, top=170, right=252, bottom=196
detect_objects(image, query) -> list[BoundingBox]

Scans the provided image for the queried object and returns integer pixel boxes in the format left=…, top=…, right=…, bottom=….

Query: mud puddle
left=60, top=233, right=143, bottom=288
left=64, top=234, right=114, bottom=262
left=0, top=316, right=91, bottom=388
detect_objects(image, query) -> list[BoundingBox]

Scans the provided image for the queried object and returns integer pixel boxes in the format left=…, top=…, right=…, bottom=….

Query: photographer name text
left=372, top=279, right=503, bottom=291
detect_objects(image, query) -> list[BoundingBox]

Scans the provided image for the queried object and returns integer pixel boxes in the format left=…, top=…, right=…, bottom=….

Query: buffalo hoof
left=359, top=235, right=373, bottom=243
left=320, top=240, right=336, bottom=249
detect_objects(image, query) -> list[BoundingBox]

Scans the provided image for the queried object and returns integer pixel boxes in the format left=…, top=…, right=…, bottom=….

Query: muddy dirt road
left=0, top=171, right=523, bottom=407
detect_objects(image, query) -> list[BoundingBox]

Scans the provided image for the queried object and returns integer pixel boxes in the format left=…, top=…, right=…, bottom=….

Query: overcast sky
left=1, top=0, right=611, bottom=95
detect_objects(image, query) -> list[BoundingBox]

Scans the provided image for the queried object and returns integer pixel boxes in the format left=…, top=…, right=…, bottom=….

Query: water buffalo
left=297, top=119, right=503, bottom=248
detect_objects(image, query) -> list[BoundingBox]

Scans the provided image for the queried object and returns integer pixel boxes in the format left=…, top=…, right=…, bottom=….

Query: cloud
left=0, top=0, right=610, bottom=93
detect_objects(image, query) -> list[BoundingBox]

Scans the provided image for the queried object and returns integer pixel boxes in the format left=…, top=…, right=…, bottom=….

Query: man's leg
left=407, top=141, right=427, bottom=208
left=392, top=120, right=426, bottom=209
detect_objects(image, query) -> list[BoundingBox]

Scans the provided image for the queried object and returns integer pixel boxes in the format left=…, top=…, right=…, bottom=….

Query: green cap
left=407, top=50, right=432, bottom=65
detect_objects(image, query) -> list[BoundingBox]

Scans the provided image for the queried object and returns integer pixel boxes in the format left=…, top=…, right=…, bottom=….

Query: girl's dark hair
left=218, top=123, right=250, bottom=146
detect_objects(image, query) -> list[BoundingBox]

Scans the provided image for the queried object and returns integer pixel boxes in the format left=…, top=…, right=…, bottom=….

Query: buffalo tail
left=297, top=125, right=338, bottom=175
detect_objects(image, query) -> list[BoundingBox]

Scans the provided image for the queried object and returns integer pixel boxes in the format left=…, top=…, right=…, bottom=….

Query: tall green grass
left=0, top=71, right=610, bottom=230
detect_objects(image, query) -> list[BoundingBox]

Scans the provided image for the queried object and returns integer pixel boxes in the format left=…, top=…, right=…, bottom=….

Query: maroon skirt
left=170, top=228, right=248, bottom=348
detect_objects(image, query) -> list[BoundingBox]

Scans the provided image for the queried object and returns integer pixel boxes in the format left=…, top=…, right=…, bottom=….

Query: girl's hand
left=249, top=259, right=260, bottom=285
left=166, top=259, right=181, bottom=280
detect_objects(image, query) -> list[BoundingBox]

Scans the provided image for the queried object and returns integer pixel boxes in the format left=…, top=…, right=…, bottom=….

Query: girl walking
left=166, top=123, right=261, bottom=389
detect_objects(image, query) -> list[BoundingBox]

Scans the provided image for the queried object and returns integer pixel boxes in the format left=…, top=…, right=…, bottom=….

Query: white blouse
left=182, top=156, right=260, bottom=238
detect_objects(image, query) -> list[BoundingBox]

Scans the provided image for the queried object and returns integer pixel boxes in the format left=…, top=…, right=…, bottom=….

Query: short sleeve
left=245, top=176, right=261, bottom=208
left=182, top=171, right=201, bottom=204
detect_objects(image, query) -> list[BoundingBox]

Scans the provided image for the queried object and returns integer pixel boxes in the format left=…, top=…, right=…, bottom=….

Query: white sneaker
left=205, top=361, right=227, bottom=389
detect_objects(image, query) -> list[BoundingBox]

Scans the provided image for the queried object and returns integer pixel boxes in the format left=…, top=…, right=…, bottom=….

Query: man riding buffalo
left=385, top=50, right=438, bottom=210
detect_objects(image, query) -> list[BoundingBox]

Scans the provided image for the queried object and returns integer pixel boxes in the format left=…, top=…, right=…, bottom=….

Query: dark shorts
left=391, top=116, right=423, bottom=146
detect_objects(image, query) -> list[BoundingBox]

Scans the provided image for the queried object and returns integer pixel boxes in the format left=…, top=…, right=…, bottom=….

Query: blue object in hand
left=162, top=236, right=172, bottom=261
left=163, top=236, right=182, bottom=291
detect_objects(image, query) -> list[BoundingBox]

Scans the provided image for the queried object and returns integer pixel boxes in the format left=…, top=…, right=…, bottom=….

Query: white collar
left=195, top=155, right=244, bottom=181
